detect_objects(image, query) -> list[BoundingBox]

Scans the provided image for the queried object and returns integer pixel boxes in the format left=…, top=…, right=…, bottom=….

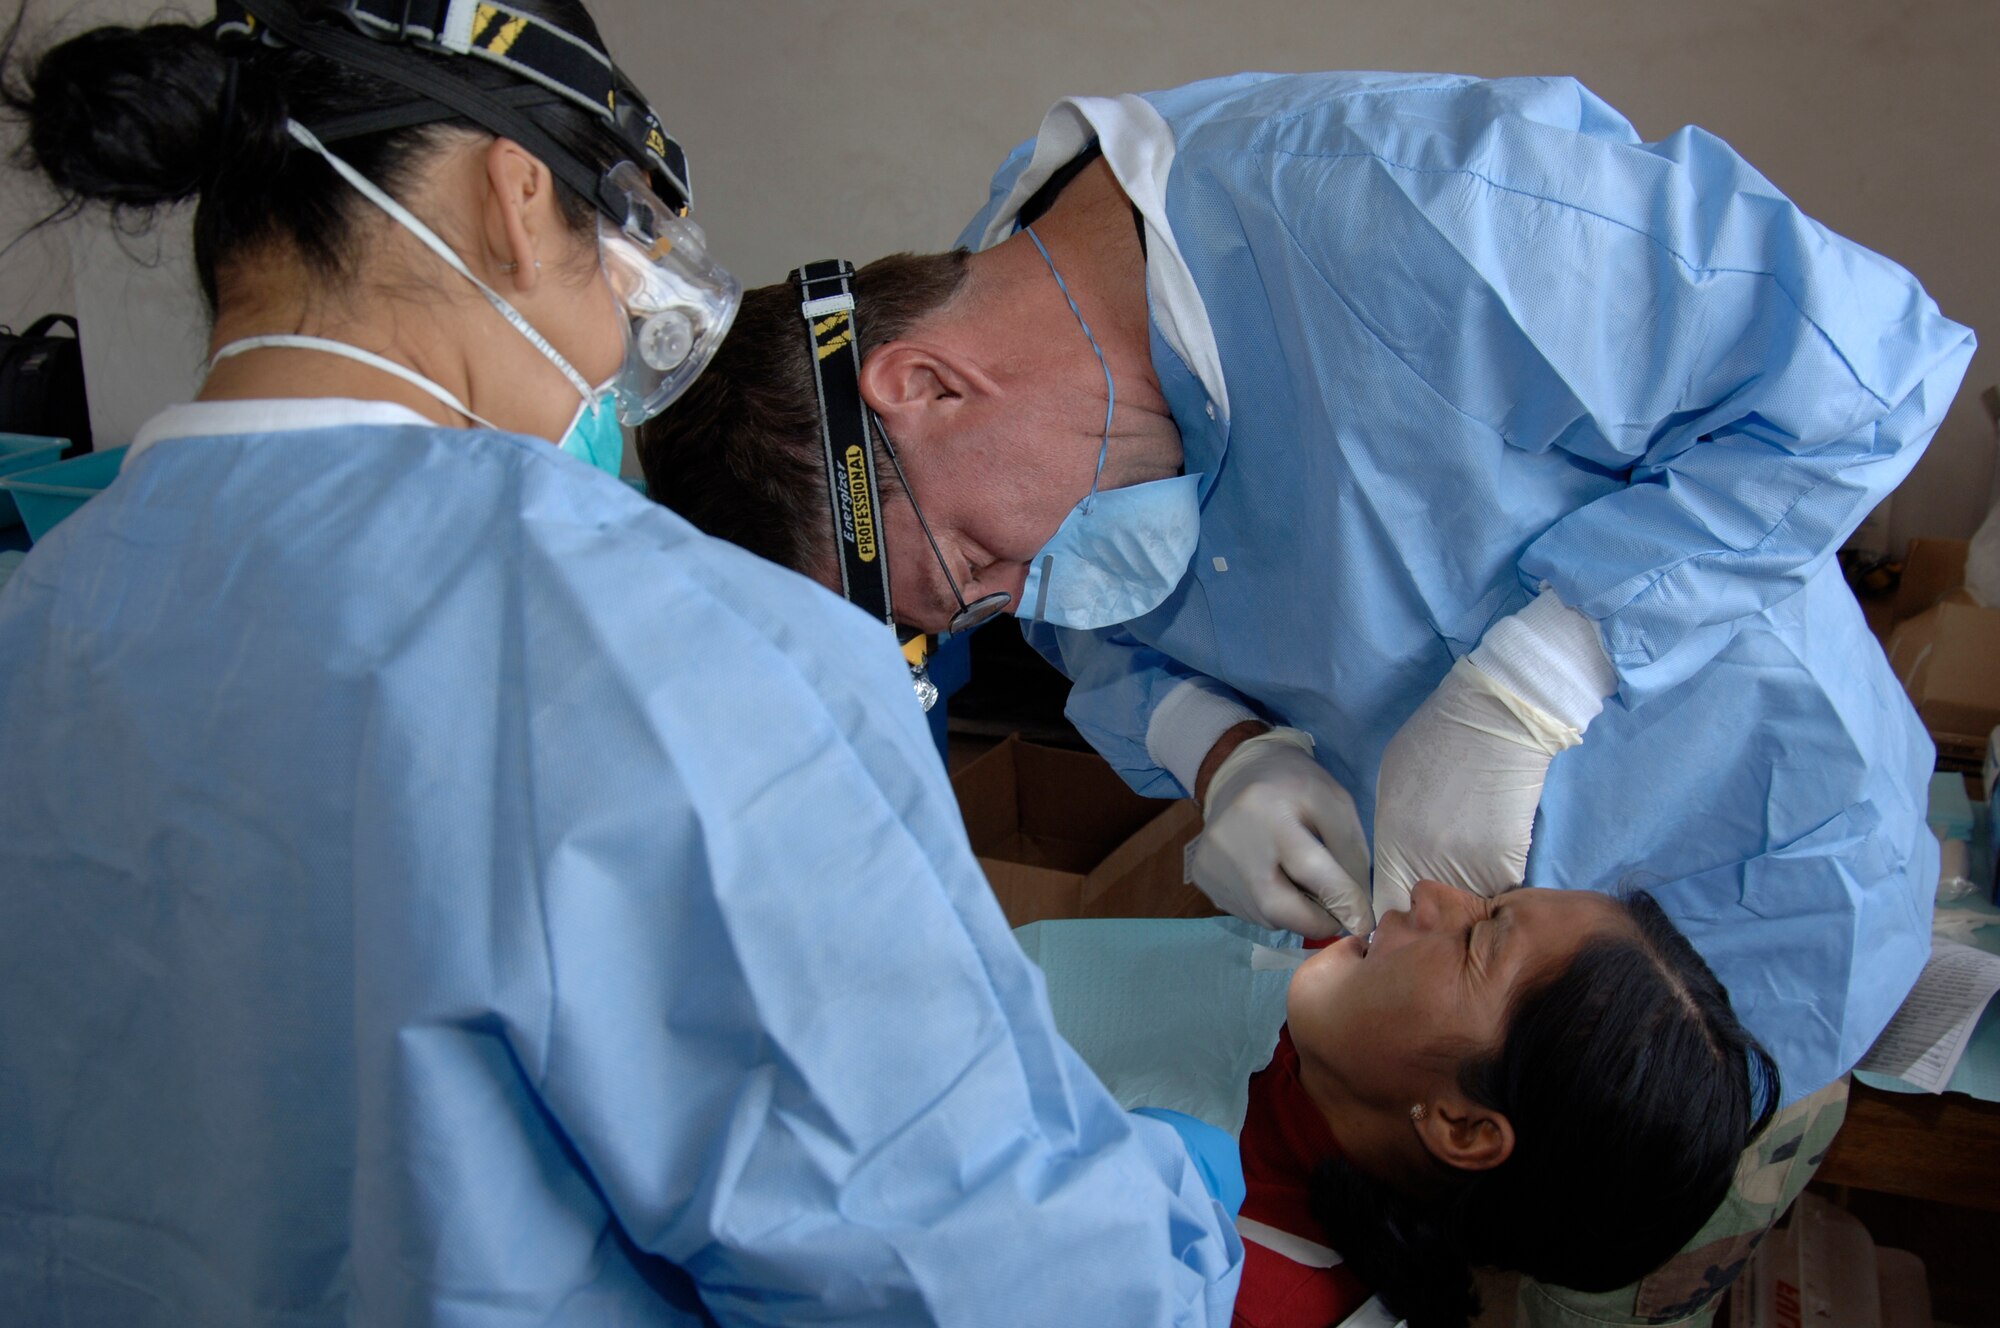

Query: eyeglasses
left=872, top=415, right=1012, bottom=635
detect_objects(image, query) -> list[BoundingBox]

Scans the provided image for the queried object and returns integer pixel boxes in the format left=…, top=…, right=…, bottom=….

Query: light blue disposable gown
left=0, top=425, right=1242, bottom=1324
left=963, top=73, right=1977, bottom=1103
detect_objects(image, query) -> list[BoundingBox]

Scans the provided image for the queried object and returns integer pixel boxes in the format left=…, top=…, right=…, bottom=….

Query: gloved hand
left=1371, top=657, right=1581, bottom=918
left=1189, top=727, right=1372, bottom=940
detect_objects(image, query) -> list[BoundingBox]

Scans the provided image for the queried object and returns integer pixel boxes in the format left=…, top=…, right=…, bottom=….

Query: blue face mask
left=1012, top=227, right=1202, bottom=631
left=559, top=390, right=626, bottom=477
left=1017, top=472, right=1203, bottom=628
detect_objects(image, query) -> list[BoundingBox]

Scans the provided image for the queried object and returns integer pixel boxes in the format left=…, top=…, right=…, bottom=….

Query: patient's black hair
left=1311, top=891, right=1778, bottom=1328
left=3, top=0, right=623, bottom=309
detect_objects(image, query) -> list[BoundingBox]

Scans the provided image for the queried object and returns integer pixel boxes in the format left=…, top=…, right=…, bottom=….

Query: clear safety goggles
left=598, top=161, right=742, bottom=425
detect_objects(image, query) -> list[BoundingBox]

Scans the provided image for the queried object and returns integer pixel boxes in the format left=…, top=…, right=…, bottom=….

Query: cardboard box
left=1886, top=599, right=2000, bottom=765
left=951, top=735, right=1217, bottom=926
left=1864, top=536, right=1969, bottom=644
left=1887, top=537, right=1969, bottom=629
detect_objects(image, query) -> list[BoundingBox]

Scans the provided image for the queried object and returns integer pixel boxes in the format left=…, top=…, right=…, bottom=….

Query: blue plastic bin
left=0, top=433, right=69, bottom=528
left=0, top=447, right=127, bottom=544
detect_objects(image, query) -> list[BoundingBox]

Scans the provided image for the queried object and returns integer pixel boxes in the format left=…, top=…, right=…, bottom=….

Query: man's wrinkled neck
left=959, top=166, right=1185, bottom=479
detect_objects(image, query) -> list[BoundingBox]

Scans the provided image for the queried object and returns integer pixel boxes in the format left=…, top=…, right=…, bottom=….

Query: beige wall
left=0, top=1, right=142, bottom=317
left=6, top=0, right=1993, bottom=541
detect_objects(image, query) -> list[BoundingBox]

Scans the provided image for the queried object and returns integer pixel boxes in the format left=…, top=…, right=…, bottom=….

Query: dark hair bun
left=6, top=0, right=615, bottom=308
left=14, top=22, right=286, bottom=209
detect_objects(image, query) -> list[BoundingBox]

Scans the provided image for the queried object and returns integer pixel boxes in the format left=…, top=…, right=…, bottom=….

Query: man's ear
left=859, top=341, right=973, bottom=443
left=1414, top=1093, right=1515, bottom=1173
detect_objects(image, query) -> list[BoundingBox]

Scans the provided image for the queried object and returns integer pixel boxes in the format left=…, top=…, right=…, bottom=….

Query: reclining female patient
left=1048, top=880, right=1776, bottom=1328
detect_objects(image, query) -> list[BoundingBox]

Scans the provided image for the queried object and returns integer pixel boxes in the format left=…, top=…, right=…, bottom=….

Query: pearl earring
left=1409, top=1103, right=1428, bottom=1122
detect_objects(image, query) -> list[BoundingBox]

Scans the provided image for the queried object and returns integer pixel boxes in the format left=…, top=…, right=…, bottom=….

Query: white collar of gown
left=129, top=398, right=438, bottom=461
left=965, top=94, right=1230, bottom=425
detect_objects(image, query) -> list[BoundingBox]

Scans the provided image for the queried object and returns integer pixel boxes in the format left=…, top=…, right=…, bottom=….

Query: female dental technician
left=643, top=72, right=1977, bottom=1109
left=0, top=3, right=1243, bottom=1324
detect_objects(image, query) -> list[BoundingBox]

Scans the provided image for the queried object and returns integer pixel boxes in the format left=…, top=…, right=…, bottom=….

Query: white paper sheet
left=1857, top=940, right=2000, bottom=1092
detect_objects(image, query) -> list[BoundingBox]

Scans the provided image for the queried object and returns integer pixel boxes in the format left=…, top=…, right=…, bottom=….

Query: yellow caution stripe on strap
left=815, top=311, right=855, bottom=362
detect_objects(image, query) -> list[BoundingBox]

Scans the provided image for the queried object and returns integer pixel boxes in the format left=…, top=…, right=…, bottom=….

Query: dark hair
left=1311, top=891, right=1779, bottom=1328
left=3, top=1, right=622, bottom=308
left=637, top=251, right=969, bottom=576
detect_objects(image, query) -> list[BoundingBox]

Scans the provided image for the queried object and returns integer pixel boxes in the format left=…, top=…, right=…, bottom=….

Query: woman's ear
left=481, top=137, right=554, bottom=293
left=1414, top=1094, right=1515, bottom=1173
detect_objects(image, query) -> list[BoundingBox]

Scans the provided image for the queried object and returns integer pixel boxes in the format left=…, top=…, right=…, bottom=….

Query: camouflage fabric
left=1469, top=1077, right=1850, bottom=1328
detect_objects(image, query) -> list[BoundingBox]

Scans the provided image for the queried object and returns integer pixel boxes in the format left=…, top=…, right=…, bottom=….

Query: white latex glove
left=1189, top=728, right=1373, bottom=940
left=1371, top=657, right=1581, bottom=919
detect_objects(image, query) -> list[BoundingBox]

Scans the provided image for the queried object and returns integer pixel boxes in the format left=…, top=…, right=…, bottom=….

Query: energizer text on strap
left=794, top=261, right=893, bottom=628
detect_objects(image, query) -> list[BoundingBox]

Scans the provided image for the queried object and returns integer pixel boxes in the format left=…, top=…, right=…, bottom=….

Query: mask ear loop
left=286, top=119, right=597, bottom=407
left=208, top=334, right=504, bottom=432
left=1026, top=226, right=1114, bottom=516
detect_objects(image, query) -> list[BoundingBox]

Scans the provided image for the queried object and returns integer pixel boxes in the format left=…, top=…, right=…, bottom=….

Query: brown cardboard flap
left=1010, top=740, right=1164, bottom=848
left=952, top=734, right=1220, bottom=925
left=954, top=734, right=1024, bottom=856
left=985, top=829, right=1110, bottom=875
left=1889, top=537, right=1970, bottom=627
left=1081, top=799, right=1206, bottom=914
left=980, top=860, right=1090, bottom=926
left=1886, top=601, right=2000, bottom=743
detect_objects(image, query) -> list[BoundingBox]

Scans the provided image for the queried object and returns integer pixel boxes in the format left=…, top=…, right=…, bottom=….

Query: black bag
left=0, top=314, right=93, bottom=458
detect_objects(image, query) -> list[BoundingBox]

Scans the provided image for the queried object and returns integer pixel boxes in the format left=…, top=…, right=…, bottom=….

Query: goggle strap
left=232, top=1, right=605, bottom=205
left=218, top=0, right=690, bottom=212
left=307, top=81, right=562, bottom=145
left=377, top=0, right=692, bottom=209
left=794, top=260, right=893, bottom=629
left=227, top=0, right=609, bottom=115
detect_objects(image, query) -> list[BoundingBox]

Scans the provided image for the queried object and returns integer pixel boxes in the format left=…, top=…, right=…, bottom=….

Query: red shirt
left=1232, top=1027, right=1373, bottom=1327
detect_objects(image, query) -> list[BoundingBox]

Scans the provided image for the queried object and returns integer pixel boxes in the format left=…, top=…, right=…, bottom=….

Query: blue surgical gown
left=961, top=73, right=1977, bottom=1103
left=0, top=424, right=1242, bottom=1324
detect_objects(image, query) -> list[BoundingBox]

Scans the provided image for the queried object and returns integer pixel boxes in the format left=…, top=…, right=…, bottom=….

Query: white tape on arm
left=1147, top=675, right=1261, bottom=796
left=1468, top=588, right=1618, bottom=733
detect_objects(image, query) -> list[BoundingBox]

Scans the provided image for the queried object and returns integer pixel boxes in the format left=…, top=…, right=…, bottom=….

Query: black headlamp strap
left=794, top=260, right=893, bottom=629
left=356, top=0, right=616, bottom=114
left=227, top=0, right=612, bottom=220
left=215, top=0, right=690, bottom=214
